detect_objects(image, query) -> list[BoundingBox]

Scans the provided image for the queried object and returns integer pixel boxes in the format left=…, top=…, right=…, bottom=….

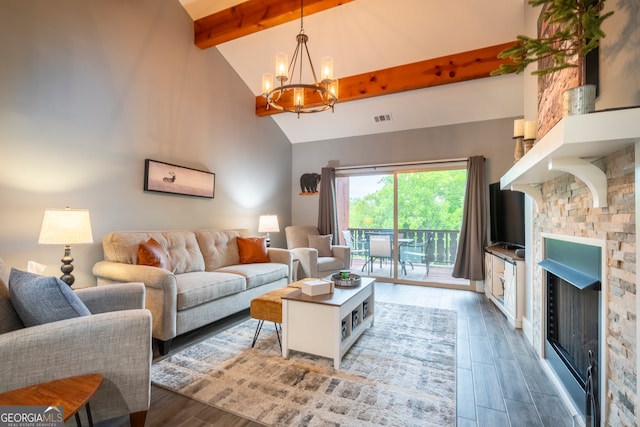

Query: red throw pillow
left=138, top=237, right=172, bottom=270
left=237, top=237, right=270, bottom=264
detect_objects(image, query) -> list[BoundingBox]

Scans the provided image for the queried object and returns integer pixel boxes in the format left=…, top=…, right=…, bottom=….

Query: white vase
left=562, top=84, right=596, bottom=116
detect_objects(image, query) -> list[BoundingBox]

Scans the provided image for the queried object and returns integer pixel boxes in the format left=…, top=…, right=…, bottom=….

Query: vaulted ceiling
left=179, top=0, right=526, bottom=143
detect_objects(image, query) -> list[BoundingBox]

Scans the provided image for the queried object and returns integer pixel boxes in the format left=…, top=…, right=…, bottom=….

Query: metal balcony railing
left=345, top=228, right=460, bottom=266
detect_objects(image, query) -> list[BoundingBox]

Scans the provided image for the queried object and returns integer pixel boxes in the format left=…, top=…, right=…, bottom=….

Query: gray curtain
left=317, top=167, right=338, bottom=244
left=452, top=156, right=486, bottom=280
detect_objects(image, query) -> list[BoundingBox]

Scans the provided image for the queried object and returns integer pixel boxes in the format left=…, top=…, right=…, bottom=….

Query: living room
left=1, top=0, right=638, bottom=426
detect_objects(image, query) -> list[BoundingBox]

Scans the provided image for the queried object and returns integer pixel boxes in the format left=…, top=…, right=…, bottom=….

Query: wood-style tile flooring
left=103, top=282, right=574, bottom=427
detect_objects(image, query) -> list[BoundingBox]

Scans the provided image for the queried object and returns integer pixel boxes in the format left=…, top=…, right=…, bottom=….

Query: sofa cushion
left=216, top=263, right=288, bottom=290
left=175, top=272, right=247, bottom=310
left=138, top=237, right=172, bottom=271
left=196, top=229, right=251, bottom=271
left=237, top=237, right=269, bottom=263
left=8, top=269, right=91, bottom=327
left=309, top=234, right=333, bottom=257
left=103, top=231, right=204, bottom=274
left=0, top=258, right=24, bottom=334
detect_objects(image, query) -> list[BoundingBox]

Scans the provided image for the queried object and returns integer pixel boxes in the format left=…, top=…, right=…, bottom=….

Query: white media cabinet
left=484, top=245, right=525, bottom=328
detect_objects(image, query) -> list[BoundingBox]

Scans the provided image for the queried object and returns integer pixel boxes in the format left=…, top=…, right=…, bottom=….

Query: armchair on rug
left=0, top=257, right=152, bottom=427
left=285, top=226, right=350, bottom=279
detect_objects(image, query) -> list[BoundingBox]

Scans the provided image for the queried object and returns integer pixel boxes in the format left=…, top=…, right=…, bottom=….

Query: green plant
left=492, top=0, right=613, bottom=86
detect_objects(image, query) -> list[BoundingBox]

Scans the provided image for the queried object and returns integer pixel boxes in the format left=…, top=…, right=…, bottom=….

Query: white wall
left=0, top=0, right=292, bottom=285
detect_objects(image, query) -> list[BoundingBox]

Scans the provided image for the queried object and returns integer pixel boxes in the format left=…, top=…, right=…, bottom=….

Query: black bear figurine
left=300, top=173, right=321, bottom=193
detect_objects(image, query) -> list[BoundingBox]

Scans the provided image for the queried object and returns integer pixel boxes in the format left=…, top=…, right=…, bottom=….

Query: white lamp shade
left=38, top=208, right=94, bottom=245
left=258, top=215, right=280, bottom=233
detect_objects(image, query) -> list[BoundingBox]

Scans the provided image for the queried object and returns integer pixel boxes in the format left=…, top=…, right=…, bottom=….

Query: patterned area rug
left=151, top=302, right=457, bottom=426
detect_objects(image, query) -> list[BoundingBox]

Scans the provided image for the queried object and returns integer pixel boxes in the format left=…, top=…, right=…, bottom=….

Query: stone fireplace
left=540, top=235, right=604, bottom=424
left=528, top=146, right=636, bottom=426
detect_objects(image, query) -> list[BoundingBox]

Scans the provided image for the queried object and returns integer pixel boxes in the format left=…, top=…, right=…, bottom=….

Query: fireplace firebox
left=540, top=237, right=602, bottom=425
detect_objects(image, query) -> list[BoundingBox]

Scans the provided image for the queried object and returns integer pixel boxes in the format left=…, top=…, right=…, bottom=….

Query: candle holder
left=524, top=138, right=536, bottom=154
left=513, top=136, right=524, bottom=163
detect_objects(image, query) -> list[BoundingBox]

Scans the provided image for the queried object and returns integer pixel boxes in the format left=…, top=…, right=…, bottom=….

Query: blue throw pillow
left=8, top=268, right=91, bottom=327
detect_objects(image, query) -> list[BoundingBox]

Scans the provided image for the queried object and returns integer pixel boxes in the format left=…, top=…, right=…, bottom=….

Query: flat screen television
left=489, top=182, right=525, bottom=249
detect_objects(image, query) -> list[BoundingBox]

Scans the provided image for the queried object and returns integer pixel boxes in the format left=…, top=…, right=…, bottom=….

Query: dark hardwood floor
left=101, top=282, right=574, bottom=427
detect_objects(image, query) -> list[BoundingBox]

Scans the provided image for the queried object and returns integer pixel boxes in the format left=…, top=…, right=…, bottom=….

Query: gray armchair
left=285, top=225, right=350, bottom=279
left=0, top=258, right=152, bottom=427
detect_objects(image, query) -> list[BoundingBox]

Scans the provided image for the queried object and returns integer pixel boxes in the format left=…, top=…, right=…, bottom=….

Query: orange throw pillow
left=237, top=236, right=270, bottom=264
left=138, top=237, right=172, bottom=270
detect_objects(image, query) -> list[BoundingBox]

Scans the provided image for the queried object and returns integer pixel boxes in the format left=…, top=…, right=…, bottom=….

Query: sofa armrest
left=291, top=247, right=319, bottom=279
left=93, top=261, right=174, bottom=291
left=267, top=248, right=294, bottom=282
left=0, top=310, right=152, bottom=424
left=76, top=282, right=146, bottom=313
left=93, top=261, right=178, bottom=342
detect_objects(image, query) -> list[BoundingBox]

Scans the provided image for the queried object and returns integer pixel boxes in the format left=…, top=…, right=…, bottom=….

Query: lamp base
left=60, top=245, right=75, bottom=287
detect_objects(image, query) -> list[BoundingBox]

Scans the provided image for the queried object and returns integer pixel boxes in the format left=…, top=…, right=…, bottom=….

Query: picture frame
left=144, top=159, right=215, bottom=198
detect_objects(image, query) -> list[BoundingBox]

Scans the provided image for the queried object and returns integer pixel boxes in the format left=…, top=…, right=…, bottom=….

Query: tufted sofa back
left=102, top=231, right=205, bottom=274
left=101, top=229, right=252, bottom=274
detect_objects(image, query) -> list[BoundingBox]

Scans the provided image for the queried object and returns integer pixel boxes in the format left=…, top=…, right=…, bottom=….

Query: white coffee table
left=281, top=277, right=375, bottom=369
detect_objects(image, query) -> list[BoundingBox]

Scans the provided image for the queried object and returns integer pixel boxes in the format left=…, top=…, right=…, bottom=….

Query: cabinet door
left=484, top=253, right=493, bottom=297
left=503, top=261, right=516, bottom=317
left=491, top=256, right=505, bottom=300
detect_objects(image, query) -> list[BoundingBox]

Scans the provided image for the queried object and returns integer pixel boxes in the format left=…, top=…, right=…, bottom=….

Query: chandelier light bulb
left=294, top=87, right=304, bottom=108
left=321, top=57, right=334, bottom=81
left=329, top=80, right=339, bottom=98
left=262, top=73, right=273, bottom=95
left=275, top=53, right=288, bottom=80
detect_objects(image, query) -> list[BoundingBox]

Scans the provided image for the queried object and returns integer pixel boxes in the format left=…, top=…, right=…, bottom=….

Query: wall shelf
left=500, top=107, right=640, bottom=208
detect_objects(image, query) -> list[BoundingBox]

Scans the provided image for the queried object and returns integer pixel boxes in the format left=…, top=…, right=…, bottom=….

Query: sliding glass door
left=336, top=164, right=469, bottom=287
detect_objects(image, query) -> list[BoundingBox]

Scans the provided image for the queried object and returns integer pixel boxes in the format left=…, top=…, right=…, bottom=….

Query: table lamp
left=38, top=207, right=94, bottom=287
left=258, top=215, right=280, bottom=247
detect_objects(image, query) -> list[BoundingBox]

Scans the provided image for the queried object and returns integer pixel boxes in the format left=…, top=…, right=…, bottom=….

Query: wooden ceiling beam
left=194, top=0, right=354, bottom=49
left=255, top=41, right=518, bottom=117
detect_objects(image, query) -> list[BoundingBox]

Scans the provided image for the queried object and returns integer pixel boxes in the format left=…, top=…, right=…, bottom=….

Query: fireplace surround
left=540, top=234, right=606, bottom=424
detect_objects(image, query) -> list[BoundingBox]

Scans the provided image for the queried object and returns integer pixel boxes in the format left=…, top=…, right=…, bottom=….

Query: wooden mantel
left=501, top=107, right=640, bottom=209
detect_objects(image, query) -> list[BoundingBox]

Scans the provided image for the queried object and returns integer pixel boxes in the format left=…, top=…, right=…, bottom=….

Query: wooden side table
left=0, top=373, right=103, bottom=426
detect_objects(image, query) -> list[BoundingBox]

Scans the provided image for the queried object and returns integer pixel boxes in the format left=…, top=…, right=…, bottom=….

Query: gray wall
left=291, top=118, right=517, bottom=225
left=0, top=0, right=291, bottom=285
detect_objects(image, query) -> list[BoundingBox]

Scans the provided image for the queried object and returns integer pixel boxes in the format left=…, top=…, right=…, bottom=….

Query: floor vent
left=373, top=113, right=392, bottom=123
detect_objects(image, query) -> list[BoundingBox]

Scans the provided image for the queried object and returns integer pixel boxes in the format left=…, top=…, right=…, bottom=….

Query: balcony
left=344, top=228, right=467, bottom=285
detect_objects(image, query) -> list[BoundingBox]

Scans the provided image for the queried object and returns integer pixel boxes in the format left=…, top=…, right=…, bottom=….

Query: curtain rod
left=331, top=157, right=470, bottom=171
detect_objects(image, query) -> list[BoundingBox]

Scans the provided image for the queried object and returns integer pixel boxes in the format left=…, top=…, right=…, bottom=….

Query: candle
left=524, top=120, right=537, bottom=140
left=513, top=119, right=525, bottom=137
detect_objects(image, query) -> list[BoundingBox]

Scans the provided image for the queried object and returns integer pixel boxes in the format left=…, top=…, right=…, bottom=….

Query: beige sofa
left=93, top=229, right=292, bottom=354
left=0, top=257, right=151, bottom=427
